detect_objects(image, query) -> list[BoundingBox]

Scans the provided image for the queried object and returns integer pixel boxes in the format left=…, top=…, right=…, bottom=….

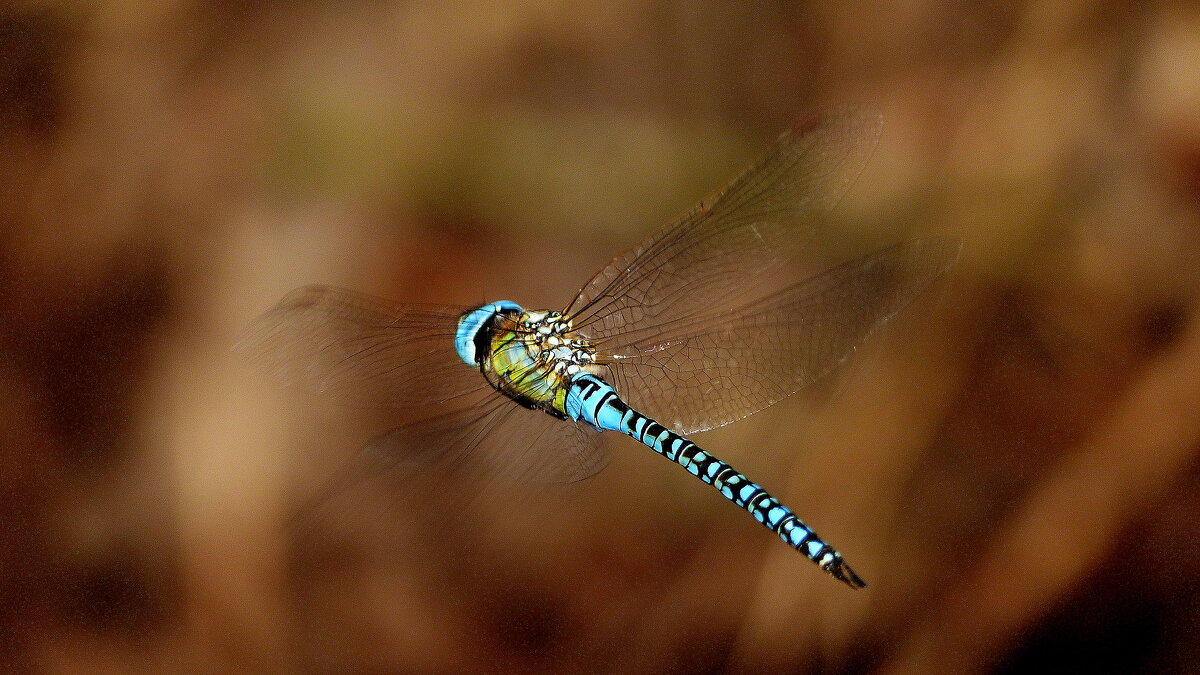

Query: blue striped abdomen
left=566, top=373, right=865, bottom=589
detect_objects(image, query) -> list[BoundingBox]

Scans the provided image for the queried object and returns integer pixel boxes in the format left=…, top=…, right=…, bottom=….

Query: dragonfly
left=242, top=107, right=959, bottom=589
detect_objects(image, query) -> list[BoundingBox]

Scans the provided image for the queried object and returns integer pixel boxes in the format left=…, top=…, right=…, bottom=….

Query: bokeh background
left=3, top=1, right=1200, bottom=673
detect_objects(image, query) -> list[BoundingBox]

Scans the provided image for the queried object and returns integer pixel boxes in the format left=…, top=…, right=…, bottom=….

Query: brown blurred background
left=3, top=1, right=1200, bottom=673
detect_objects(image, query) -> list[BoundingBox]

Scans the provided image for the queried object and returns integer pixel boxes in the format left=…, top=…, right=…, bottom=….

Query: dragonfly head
left=456, top=301, right=523, bottom=365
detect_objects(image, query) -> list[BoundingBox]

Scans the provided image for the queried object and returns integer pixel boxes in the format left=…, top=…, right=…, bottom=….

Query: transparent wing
left=289, top=389, right=606, bottom=553
left=565, top=105, right=884, bottom=339
left=299, top=389, right=607, bottom=524
left=362, top=388, right=607, bottom=484
left=238, top=285, right=486, bottom=408
left=242, top=285, right=607, bottom=484
left=594, top=239, right=961, bottom=434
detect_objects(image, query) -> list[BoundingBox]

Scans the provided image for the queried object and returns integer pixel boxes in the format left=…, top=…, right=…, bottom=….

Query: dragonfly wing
left=239, top=285, right=486, bottom=408
left=595, top=239, right=960, bottom=434
left=244, top=285, right=607, bottom=483
left=565, top=106, right=883, bottom=338
left=290, top=390, right=606, bottom=556
left=358, top=388, right=608, bottom=485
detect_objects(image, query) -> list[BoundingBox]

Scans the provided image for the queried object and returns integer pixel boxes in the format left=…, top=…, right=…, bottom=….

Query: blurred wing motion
left=564, top=106, right=957, bottom=432
left=566, top=106, right=884, bottom=340
left=360, top=392, right=606, bottom=484
left=240, top=285, right=606, bottom=484
left=239, top=285, right=485, bottom=408
left=596, top=238, right=960, bottom=434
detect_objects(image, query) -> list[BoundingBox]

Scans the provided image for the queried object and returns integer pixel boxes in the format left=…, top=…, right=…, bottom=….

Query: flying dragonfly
left=243, top=107, right=960, bottom=589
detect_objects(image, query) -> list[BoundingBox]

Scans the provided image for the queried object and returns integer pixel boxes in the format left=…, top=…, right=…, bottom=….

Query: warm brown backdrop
left=2, top=1, right=1199, bottom=673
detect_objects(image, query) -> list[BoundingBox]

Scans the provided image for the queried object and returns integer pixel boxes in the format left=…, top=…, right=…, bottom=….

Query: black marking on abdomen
left=575, top=377, right=604, bottom=399
left=613, top=396, right=866, bottom=589
left=736, top=485, right=763, bottom=508
left=676, top=442, right=700, bottom=465
left=712, top=465, right=738, bottom=487
left=640, top=421, right=665, bottom=445
left=592, top=390, right=618, bottom=418
left=607, top=395, right=629, bottom=416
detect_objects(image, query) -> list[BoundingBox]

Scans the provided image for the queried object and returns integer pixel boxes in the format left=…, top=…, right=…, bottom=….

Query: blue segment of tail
left=564, top=372, right=866, bottom=589
left=565, top=373, right=631, bottom=431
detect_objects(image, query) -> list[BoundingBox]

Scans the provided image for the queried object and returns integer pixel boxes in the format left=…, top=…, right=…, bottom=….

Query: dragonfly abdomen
left=566, top=373, right=866, bottom=589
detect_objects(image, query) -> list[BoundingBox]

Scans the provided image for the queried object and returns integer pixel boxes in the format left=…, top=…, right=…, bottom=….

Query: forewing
left=565, top=106, right=883, bottom=338
left=596, top=239, right=960, bottom=434
left=239, top=285, right=485, bottom=408
left=243, top=285, right=607, bottom=484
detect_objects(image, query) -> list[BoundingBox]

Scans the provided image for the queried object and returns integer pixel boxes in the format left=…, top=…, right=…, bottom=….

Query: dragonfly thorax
left=520, top=310, right=597, bottom=373
left=457, top=301, right=600, bottom=417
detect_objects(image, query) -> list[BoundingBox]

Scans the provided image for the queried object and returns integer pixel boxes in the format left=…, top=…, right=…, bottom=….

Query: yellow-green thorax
left=479, top=309, right=599, bottom=417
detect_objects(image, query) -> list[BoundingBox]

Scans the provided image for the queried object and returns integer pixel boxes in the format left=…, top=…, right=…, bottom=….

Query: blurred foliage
left=1, top=1, right=1199, bottom=673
